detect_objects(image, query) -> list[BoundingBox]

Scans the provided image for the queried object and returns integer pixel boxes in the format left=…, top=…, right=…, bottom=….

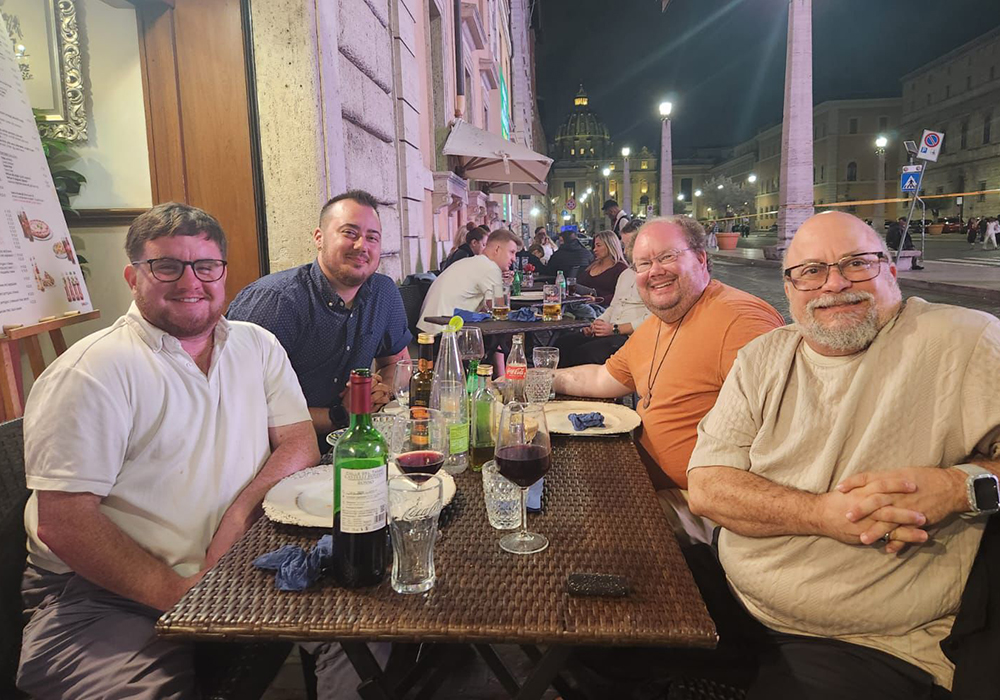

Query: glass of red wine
left=392, top=408, right=448, bottom=482
left=495, top=402, right=551, bottom=554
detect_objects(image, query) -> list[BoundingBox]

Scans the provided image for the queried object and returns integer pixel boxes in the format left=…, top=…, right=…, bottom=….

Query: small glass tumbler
left=481, top=459, right=521, bottom=530
left=525, top=368, right=554, bottom=404
left=388, top=475, right=443, bottom=594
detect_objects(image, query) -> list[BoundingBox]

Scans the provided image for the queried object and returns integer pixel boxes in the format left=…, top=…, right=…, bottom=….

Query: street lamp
left=621, top=147, right=632, bottom=215
left=747, top=173, right=757, bottom=184
left=586, top=187, right=593, bottom=195
left=602, top=167, right=611, bottom=177
left=874, top=135, right=888, bottom=233
left=694, top=189, right=702, bottom=197
left=530, top=207, right=540, bottom=218
left=717, top=184, right=724, bottom=190
left=677, top=193, right=685, bottom=200
left=659, top=101, right=674, bottom=216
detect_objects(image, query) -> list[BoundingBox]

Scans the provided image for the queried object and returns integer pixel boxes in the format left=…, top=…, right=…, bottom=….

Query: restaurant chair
left=0, top=417, right=292, bottom=700
left=399, top=278, right=431, bottom=340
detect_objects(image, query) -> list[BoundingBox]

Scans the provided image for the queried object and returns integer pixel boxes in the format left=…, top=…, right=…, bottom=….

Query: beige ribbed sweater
left=689, top=298, right=1000, bottom=689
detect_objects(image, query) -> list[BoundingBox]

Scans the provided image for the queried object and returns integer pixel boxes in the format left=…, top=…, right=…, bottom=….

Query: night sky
left=536, top=0, right=1000, bottom=156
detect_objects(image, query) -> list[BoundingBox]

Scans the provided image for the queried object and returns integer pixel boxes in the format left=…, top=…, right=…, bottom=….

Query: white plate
left=512, top=291, right=545, bottom=301
left=263, top=463, right=456, bottom=528
left=543, top=400, right=641, bottom=436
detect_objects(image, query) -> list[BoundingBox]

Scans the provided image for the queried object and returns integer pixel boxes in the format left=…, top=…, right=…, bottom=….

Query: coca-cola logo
left=506, top=365, right=527, bottom=380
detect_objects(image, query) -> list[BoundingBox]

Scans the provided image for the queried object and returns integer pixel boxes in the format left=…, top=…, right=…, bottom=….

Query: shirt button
left=327, top=302, right=333, bottom=307
left=346, top=346, right=351, bottom=351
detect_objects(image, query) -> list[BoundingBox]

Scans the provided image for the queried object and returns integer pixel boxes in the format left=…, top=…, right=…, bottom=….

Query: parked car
left=941, top=217, right=963, bottom=233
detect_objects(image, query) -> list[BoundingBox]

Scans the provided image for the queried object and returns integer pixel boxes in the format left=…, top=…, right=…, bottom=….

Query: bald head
left=785, top=211, right=889, bottom=269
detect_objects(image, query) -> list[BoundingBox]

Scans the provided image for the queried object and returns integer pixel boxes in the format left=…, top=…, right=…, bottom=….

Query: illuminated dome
left=554, top=85, right=613, bottom=161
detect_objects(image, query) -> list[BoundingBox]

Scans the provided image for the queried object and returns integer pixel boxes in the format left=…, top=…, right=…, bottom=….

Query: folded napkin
left=253, top=535, right=333, bottom=591
left=453, top=308, right=491, bottom=322
left=527, top=478, right=544, bottom=512
left=509, top=307, right=539, bottom=322
left=568, top=412, right=605, bottom=431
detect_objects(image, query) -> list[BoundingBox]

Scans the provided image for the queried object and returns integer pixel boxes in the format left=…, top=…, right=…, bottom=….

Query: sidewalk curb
left=710, top=251, right=1000, bottom=303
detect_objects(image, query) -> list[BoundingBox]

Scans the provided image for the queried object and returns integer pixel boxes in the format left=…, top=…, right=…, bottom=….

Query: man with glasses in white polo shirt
left=17, top=203, right=318, bottom=699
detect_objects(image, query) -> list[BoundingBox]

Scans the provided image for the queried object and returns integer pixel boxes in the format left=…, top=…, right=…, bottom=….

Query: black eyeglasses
left=131, top=258, right=227, bottom=283
left=783, top=251, right=886, bottom=291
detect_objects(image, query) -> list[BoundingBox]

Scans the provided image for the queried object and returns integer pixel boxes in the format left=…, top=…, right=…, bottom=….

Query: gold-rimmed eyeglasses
left=632, top=248, right=692, bottom=274
left=783, top=251, right=886, bottom=291
left=131, top=258, right=227, bottom=283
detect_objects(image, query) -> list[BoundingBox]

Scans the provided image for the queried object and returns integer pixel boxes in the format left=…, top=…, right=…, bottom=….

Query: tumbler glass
left=388, top=475, right=443, bottom=594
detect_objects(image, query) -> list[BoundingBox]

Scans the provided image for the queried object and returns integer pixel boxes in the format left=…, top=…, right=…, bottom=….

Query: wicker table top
left=422, top=316, right=591, bottom=335
left=156, top=435, right=716, bottom=649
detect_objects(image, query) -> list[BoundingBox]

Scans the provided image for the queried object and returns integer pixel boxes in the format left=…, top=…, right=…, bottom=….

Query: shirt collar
left=309, top=259, right=373, bottom=310
left=124, top=302, right=230, bottom=353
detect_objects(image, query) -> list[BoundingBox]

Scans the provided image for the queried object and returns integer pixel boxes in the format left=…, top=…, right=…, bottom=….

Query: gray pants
left=305, top=641, right=392, bottom=699
left=17, top=566, right=197, bottom=700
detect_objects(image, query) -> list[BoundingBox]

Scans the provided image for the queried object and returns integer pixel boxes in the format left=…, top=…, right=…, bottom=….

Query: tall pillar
left=622, top=150, right=632, bottom=215
left=873, top=138, right=887, bottom=234
left=770, top=0, right=813, bottom=258
left=659, top=118, right=673, bottom=216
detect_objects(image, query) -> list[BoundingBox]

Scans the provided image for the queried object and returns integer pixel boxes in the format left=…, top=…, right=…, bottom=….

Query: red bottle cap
left=349, top=369, right=372, bottom=414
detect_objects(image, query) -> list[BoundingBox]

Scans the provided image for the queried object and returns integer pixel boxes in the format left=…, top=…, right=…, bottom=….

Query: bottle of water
left=431, top=323, right=469, bottom=474
left=555, top=270, right=566, bottom=296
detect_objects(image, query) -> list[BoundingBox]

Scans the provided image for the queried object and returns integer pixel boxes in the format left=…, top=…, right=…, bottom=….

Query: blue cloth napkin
left=453, top=308, right=491, bottom=322
left=509, top=307, right=539, bottom=322
left=568, top=412, right=605, bottom=431
left=527, top=478, right=544, bottom=512
left=253, top=534, right=333, bottom=591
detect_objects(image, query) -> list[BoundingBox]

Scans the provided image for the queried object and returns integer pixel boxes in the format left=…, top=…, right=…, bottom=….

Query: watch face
left=974, top=475, right=1000, bottom=512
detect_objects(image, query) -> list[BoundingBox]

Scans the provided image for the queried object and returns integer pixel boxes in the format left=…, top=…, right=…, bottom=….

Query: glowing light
left=621, top=147, right=631, bottom=157
left=530, top=207, right=540, bottom=217
left=694, top=189, right=702, bottom=197
left=875, top=135, right=888, bottom=148
left=747, top=173, right=757, bottom=183
left=659, top=101, right=673, bottom=118
left=602, top=167, right=611, bottom=177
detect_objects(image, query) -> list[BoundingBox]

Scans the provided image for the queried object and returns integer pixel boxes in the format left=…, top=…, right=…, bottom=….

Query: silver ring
left=880, top=533, right=891, bottom=544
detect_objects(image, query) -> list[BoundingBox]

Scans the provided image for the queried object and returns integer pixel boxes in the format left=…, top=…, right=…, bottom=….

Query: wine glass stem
left=519, top=487, right=529, bottom=541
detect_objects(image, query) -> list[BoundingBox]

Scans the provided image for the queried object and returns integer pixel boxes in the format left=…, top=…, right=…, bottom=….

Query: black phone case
left=567, top=573, right=630, bottom=597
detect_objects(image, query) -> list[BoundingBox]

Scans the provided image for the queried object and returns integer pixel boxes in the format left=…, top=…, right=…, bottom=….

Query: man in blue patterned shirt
left=228, top=190, right=412, bottom=445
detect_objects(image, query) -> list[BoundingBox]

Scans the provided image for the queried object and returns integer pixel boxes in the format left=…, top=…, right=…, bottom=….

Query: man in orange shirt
left=553, top=216, right=784, bottom=544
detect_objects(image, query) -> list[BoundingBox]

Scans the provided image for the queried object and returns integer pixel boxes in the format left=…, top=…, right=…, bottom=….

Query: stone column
left=622, top=154, right=632, bottom=216
left=659, top=119, right=673, bottom=217
left=874, top=143, right=886, bottom=234
left=770, top=0, right=814, bottom=258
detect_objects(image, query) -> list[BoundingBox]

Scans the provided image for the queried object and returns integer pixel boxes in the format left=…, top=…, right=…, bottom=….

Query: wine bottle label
left=448, top=422, right=469, bottom=454
left=339, top=464, right=388, bottom=533
left=506, top=364, right=527, bottom=381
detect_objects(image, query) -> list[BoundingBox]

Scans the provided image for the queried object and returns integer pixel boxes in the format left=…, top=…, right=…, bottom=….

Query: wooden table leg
left=50, top=328, right=68, bottom=356
left=474, top=644, right=521, bottom=697
left=0, top=340, right=23, bottom=420
left=515, top=645, right=574, bottom=700
left=341, top=641, right=398, bottom=700
left=519, top=645, right=587, bottom=700
left=23, top=335, right=46, bottom=379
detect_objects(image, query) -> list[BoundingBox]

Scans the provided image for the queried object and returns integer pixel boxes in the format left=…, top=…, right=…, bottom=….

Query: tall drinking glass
left=542, top=285, right=562, bottom=321
left=533, top=346, right=560, bottom=399
left=393, top=360, right=416, bottom=409
left=491, top=284, right=511, bottom=321
left=495, top=402, right=551, bottom=554
left=388, top=475, right=443, bottom=594
left=391, top=408, right=448, bottom=481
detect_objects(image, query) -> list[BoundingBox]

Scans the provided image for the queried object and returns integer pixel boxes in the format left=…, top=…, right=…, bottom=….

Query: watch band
left=328, top=404, right=349, bottom=429
left=612, top=324, right=620, bottom=335
left=953, top=463, right=1000, bottom=514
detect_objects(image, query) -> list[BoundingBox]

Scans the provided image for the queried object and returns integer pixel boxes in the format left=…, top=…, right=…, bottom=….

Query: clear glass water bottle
left=431, top=322, right=469, bottom=474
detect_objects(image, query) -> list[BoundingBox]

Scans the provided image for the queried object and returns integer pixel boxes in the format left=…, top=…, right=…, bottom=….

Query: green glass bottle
left=471, top=363, right=500, bottom=472
left=332, top=369, right=388, bottom=588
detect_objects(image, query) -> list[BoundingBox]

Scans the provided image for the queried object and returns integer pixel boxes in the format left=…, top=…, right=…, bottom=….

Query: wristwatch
left=328, top=404, right=349, bottom=430
left=612, top=324, right=620, bottom=335
left=953, top=463, right=1000, bottom=515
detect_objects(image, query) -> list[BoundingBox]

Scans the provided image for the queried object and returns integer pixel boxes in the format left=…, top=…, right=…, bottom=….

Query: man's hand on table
left=837, top=466, right=970, bottom=552
left=591, top=319, right=613, bottom=337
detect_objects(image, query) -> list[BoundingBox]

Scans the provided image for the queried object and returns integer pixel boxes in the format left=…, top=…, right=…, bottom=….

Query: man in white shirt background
left=417, top=228, right=520, bottom=334
left=17, top=203, right=318, bottom=699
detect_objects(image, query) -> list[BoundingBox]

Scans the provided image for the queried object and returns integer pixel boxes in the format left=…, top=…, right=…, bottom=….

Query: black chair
left=0, top=417, right=291, bottom=699
left=399, top=279, right=431, bottom=340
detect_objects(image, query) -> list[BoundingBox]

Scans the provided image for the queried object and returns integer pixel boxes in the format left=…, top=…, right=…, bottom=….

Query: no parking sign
left=917, top=130, right=944, bottom=162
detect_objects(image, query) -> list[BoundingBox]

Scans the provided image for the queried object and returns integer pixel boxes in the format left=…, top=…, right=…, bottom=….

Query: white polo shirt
left=418, top=255, right=503, bottom=333
left=23, top=304, right=311, bottom=577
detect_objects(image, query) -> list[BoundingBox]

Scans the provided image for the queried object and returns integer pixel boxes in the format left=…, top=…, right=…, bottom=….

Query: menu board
left=0, top=30, right=91, bottom=329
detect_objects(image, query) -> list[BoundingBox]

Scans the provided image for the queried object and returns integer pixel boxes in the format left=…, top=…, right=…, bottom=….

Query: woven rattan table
left=422, top=316, right=591, bottom=335
left=157, top=435, right=716, bottom=698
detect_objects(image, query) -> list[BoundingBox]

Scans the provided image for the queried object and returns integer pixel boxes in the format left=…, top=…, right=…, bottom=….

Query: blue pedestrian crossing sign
left=900, top=164, right=923, bottom=193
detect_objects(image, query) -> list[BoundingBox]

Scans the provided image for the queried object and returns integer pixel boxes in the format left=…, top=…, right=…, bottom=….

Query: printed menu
left=0, top=30, right=91, bottom=330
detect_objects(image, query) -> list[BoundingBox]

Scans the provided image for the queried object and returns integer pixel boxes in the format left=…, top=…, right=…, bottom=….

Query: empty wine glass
left=393, top=360, right=417, bottom=408
left=495, top=402, right=551, bottom=554
left=457, top=327, right=485, bottom=373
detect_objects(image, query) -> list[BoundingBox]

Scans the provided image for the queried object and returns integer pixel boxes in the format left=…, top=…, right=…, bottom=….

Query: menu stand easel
left=1, top=310, right=100, bottom=421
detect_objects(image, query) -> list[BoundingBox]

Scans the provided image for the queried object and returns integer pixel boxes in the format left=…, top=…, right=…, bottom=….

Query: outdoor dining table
left=422, top=315, right=591, bottom=336
left=156, top=434, right=717, bottom=699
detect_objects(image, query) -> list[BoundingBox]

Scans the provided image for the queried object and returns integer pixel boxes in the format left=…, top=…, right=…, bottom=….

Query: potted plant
left=701, top=176, right=748, bottom=250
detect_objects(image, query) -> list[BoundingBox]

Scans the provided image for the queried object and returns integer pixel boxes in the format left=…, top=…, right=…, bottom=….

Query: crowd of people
left=967, top=215, right=1000, bottom=250
left=13, top=186, right=1000, bottom=699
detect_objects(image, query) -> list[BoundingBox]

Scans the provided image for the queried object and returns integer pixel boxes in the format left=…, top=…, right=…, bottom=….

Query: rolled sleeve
left=604, top=336, right=637, bottom=391
left=688, top=357, right=758, bottom=474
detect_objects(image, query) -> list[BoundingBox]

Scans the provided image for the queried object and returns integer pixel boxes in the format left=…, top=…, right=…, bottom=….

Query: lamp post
left=874, top=135, right=887, bottom=234
left=621, top=147, right=632, bottom=216
left=659, top=101, right=673, bottom=216
left=693, top=188, right=702, bottom=220
left=602, top=167, right=611, bottom=229
left=747, top=174, right=758, bottom=230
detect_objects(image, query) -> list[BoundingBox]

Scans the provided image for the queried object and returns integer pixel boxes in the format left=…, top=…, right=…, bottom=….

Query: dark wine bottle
left=410, top=333, right=435, bottom=411
left=332, top=369, right=388, bottom=588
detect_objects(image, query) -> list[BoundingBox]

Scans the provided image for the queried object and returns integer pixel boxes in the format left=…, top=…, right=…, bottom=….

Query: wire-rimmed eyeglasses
left=632, top=248, right=692, bottom=273
left=131, top=258, right=228, bottom=283
left=783, top=251, right=886, bottom=291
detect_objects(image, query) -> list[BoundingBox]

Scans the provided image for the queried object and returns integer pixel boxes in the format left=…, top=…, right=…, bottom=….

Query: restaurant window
left=564, top=182, right=576, bottom=201
left=640, top=160, right=648, bottom=169
left=640, top=179, right=648, bottom=194
left=985, top=111, right=993, bottom=144
left=570, top=148, right=575, bottom=156
left=979, top=181, right=988, bottom=202
left=846, top=162, right=858, bottom=182
left=848, top=118, right=859, bottom=134
left=820, top=165, right=825, bottom=181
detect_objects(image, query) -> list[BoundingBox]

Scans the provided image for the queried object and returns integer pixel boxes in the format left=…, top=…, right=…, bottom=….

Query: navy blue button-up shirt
left=227, top=261, right=411, bottom=410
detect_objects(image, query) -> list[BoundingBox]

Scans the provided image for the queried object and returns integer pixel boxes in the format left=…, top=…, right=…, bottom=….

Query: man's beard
left=796, top=290, right=897, bottom=353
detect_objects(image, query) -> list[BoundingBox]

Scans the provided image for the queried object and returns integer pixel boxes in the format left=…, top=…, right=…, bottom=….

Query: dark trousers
left=553, top=332, right=628, bottom=367
left=572, top=544, right=950, bottom=700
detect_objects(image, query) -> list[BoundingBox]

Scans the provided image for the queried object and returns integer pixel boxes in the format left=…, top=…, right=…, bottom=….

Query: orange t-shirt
left=605, top=280, right=784, bottom=489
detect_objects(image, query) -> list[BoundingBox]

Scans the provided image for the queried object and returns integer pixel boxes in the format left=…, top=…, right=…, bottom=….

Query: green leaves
left=34, top=112, right=86, bottom=214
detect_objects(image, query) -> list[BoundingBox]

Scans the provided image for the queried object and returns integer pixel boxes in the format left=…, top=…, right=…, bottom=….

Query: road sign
left=900, top=164, right=923, bottom=193
left=917, top=130, right=944, bottom=162
left=566, top=198, right=576, bottom=210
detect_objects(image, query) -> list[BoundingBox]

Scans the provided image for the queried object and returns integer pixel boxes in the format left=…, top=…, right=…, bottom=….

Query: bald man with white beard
left=686, top=211, right=1000, bottom=699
